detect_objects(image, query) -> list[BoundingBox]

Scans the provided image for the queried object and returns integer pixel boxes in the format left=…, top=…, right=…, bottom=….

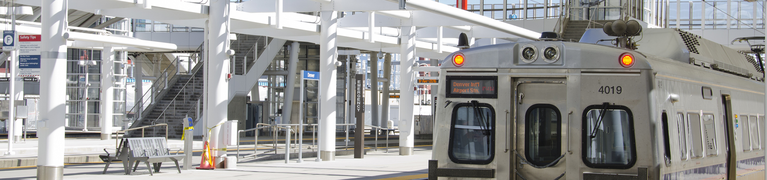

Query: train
left=428, top=27, right=766, bottom=179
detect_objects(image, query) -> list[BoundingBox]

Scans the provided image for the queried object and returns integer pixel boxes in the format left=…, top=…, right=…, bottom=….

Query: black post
left=354, top=74, right=365, bottom=158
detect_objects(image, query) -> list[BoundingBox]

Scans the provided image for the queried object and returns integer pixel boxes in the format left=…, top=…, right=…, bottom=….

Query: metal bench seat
left=101, top=137, right=185, bottom=175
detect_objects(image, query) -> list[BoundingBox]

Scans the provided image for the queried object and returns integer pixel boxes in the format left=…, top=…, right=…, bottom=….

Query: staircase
left=561, top=20, right=612, bottom=42
left=127, top=35, right=272, bottom=138
left=127, top=47, right=205, bottom=138
left=132, top=68, right=204, bottom=138
left=232, top=34, right=272, bottom=75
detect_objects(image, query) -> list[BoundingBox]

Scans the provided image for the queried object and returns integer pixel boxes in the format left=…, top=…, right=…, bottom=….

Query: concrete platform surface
left=0, top=146, right=432, bottom=180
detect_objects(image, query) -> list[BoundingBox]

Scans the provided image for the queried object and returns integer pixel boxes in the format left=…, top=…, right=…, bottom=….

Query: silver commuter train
left=428, top=28, right=766, bottom=179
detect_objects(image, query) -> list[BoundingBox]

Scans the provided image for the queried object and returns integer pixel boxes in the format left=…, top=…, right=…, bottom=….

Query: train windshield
left=525, top=104, right=562, bottom=166
left=582, top=104, right=636, bottom=169
left=448, top=102, right=495, bottom=164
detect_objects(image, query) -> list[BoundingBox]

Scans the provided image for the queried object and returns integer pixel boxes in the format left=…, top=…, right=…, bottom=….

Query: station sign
left=303, top=71, right=319, bottom=80
left=3, top=30, right=14, bottom=49
left=18, top=35, right=41, bottom=76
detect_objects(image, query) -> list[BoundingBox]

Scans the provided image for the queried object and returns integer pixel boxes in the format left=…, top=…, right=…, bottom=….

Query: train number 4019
left=598, top=86, right=623, bottom=94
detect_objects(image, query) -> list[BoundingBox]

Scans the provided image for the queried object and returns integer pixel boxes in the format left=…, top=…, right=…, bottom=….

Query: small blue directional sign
left=186, top=117, right=194, bottom=127
left=303, top=71, right=320, bottom=80
left=3, top=30, right=14, bottom=49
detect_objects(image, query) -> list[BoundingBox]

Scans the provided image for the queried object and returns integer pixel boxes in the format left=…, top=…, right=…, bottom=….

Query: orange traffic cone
left=197, top=141, right=215, bottom=170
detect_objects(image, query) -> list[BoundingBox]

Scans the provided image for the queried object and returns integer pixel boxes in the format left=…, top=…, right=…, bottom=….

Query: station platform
left=0, top=136, right=432, bottom=179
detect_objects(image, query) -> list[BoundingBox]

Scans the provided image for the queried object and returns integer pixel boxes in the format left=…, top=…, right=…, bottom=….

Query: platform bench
left=99, top=138, right=129, bottom=174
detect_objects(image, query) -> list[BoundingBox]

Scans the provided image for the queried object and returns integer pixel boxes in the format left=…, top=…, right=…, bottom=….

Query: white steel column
left=381, top=53, right=391, bottom=129
left=368, top=12, right=375, bottom=43
left=100, top=47, right=114, bottom=140
left=38, top=0, right=67, bottom=179
left=208, top=0, right=231, bottom=167
left=319, top=10, right=338, bottom=161
left=282, top=42, right=299, bottom=124
left=370, top=52, right=379, bottom=128
left=399, top=26, right=416, bottom=155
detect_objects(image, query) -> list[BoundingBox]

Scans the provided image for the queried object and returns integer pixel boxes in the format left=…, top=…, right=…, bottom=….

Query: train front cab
left=429, top=42, right=655, bottom=180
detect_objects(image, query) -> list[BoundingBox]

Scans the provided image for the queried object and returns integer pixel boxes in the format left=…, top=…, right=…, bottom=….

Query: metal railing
left=234, top=123, right=386, bottom=163
left=126, top=43, right=203, bottom=129
left=668, top=0, right=765, bottom=30
left=113, top=123, right=169, bottom=148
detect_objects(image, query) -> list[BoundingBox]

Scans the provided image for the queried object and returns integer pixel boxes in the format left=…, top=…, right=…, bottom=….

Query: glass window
left=703, top=114, right=717, bottom=156
left=134, top=19, right=151, bottom=32
left=677, top=113, right=688, bottom=160
left=688, top=113, right=703, bottom=158
left=749, top=116, right=760, bottom=150
left=741, top=115, right=751, bottom=151
left=582, top=104, right=636, bottom=169
left=449, top=102, right=495, bottom=164
left=525, top=104, right=561, bottom=166
left=760, top=116, right=765, bottom=150
left=661, top=112, right=671, bottom=164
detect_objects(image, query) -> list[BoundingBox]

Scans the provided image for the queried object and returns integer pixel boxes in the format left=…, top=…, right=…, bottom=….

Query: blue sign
left=19, top=55, right=40, bottom=68
left=303, top=71, right=319, bottom=80
left=3, top=30, right=14, bottom=48
left=186, top=117, right=194, bottom=127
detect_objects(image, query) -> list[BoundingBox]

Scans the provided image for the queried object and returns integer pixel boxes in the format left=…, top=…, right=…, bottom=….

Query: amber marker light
left=620, top=53, right=634, bottom=67
left=453, top=53, right=465, bottom=67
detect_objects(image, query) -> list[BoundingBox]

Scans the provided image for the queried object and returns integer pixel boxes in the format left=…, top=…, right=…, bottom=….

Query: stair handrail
left=126, top=54, right=189, bottom=128
left=125, top=42, right=205, bottom=128
left=149, top=61, right=205, bottom=126
left=553, top=0, right=570, bottom=38
left=242, top=36, right=267, bottom=73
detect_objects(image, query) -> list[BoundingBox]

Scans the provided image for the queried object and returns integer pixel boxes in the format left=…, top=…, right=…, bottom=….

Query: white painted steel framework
left=207, top=0, right=232, bottom=167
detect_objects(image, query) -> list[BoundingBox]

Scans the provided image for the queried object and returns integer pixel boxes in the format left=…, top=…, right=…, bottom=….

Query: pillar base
left=100, top=134, right=111, bottom=140
left=37, top=165, right=63, bottom=180
left=320, top=151, right=335, bottom=161
left=399, top=146, right=414, bottom=156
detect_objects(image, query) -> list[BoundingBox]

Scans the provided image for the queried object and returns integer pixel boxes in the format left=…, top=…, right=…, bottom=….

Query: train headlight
left=520, top=45, right=537, bottom=63
left=543, top=46, right=559, bottom=63
left=453, top=53, right=465, bottom=67
left=620, top=53, right=634, bottom=67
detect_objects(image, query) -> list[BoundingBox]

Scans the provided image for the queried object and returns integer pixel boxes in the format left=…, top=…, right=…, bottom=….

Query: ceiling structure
left=11, top=0, right=542, bottom=59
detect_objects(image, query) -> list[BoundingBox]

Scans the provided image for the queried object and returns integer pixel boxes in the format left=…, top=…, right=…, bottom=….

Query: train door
left=513, top=78, right=567, bottom=179
left=721, top=94, right=736, bottom=179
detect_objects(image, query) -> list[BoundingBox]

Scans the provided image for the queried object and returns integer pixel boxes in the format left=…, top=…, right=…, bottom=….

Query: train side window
left=760, top=116, right=765, bottom=150
left=448, top=103, right=495, bottom=164
left=677, top=113, right=688, bottom=160
left=750, top=115, right=760, bottom=150
left=688, top=113, right=703, bottom=158
left=702, top=114, right=718, bottom=156
left=741, top=115, right=751, bottom=151
left=661, top=112, right=671, bottom=164
left=582, top=104, right=636, bottom=169
left=525, top=104, right=562, bottom=166
left=748, top=115, right=760, bottom=150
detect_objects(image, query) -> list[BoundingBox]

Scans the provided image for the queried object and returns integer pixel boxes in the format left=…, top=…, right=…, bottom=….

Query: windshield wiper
left=589, top=102, right=610, bottom=138
left=471, top=100, right=491, bottom=136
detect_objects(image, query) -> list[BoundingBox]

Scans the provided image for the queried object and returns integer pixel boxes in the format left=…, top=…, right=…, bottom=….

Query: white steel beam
left=100, top=46, right=114, bottom=140
left=402, top=0, right=540, bottom=40
left=319, top=10, right=338, bottom=161
left=368, top=11, right=375, bottom=43
left=399, top=25, right=415, bottom=156
left=38, top=0, right=67, bottom=179
left=207, top=0, right=231, bottom=167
